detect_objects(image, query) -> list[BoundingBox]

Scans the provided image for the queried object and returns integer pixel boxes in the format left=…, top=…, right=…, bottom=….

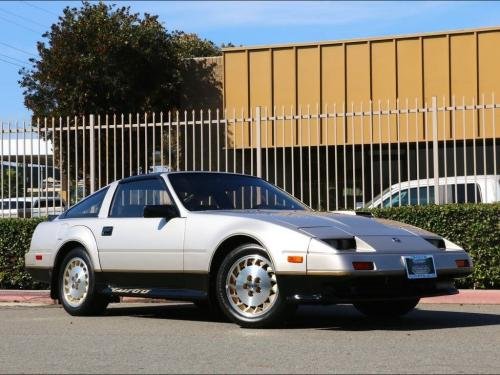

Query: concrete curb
left=1, top=289, right=500, bottom=305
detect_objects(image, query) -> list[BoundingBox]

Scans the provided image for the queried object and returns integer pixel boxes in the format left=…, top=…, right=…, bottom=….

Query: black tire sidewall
left=58, top=247, right=102, bottom=315
left=215, top=244, right=289, bottom=328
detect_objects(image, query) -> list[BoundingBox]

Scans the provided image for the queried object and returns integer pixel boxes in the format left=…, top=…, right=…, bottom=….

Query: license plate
left=403, top=255, right=437, bottom=279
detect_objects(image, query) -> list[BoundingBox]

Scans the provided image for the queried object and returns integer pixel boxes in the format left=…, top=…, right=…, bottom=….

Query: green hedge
left=371, top=203, right=500, bottom=289
left=0, top=204, right=498, bottom=290
left=0, top=218, right=46, bottom=289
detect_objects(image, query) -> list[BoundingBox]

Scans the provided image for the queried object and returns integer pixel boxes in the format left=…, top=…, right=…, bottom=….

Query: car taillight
left=352, top=261, right=374, bottom=271
left=455, top=259, right=470, bottom=268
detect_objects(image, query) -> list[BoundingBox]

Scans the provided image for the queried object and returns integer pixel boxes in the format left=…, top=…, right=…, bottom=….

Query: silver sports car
left=25, top=172, right=472, bottom=327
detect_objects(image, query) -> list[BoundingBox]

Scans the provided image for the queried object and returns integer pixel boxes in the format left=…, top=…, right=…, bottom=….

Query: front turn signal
left=287, top=256, right=304, bottom=264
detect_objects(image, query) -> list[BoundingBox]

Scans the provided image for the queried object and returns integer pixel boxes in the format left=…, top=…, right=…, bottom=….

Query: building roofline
left=222, top=25, right=500, bottom=52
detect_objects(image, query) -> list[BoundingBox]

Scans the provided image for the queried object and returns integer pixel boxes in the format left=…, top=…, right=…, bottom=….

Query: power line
left=0, top=7, right=46, bottom=28
left=0, top=13, right=41, bottom=34
left=0, top=52, right=29, bottom=66
left=0, top=41, right=37, bottom=57
left=21, top=1, right=59, bottom=17
left=0, top=56, right=25, bottom=68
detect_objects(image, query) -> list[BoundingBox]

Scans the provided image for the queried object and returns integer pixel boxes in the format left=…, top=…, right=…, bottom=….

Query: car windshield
left=168, top=173, right=308, bottom=212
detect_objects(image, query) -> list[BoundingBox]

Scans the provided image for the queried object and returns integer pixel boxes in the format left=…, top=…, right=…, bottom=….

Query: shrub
left=371, top=203, right=500, bottom=289
left=0, top=204, right=498, bottom=290
left=0, top=218, right=46, bottom=289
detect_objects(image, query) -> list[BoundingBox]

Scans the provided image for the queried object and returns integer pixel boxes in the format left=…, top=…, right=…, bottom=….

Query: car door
left=94, top=176, right=185, bottom=272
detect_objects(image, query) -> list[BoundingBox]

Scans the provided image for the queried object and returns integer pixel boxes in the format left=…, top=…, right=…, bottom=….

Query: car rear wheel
left=59, top=247, right=108, bottom=316
left=216, top=244, right=294, bottom=328
left=353, top=298, right=420, bottom=317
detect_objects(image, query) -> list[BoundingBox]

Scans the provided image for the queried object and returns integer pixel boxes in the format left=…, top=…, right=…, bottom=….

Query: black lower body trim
left=277, top=274, right=458, bottom=304
left=25, top=267, right=51, bottom=285
left=95, top=272, right=209, bottom=302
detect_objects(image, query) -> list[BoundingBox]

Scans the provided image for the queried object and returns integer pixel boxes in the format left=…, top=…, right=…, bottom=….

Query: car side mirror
left=143, top=204, right=179, bottom=219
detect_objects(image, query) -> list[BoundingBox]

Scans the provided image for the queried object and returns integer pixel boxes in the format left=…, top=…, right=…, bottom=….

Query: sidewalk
left=1, top=289, right=500, bottom=305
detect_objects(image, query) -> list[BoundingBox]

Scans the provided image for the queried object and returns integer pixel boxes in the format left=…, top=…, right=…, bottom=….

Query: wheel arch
left=208, top=234, right=270, bottom=301
left=50, top=226, right=101, bottom=300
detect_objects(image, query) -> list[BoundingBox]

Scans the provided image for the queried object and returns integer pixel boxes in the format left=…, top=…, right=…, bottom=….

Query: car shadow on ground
left=104, top=302, right=500, bottom=331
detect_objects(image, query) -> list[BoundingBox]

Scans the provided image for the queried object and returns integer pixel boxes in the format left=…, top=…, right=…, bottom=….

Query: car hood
left=201, top=210, right=435, bottom=238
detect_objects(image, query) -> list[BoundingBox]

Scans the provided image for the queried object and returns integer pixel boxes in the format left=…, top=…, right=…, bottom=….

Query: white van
left=365, top=175, right=500, bottom=208
left=0, top=196, right=67, bottom=218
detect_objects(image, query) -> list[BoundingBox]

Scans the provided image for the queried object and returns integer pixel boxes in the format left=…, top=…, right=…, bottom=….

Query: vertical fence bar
left=15, top=121, right=19, bottom=215
left=176, top=111, right=180, bottom=172
left=360, top=102, right=365, bottom=208
left=66, top=117, right=70, bottom=205
left=334, top=104, right=339, bottom=210
left=325, top=104, right=330, bottom=211
left=216, top=109, right=220, bottom=172
left=8, top=121, right=12, bottom=217
left=265, top=107, right=269, bottom=182
left=416, top=99, right=420, bottom=205
left=192, top=110, right=196, bottom=171
left=299, top=107, right=303, bottom=202
left=291, top=106, right=295, bottom=197
left=452, top=96, right=457, bottom=203
left=97, top=115, right=101, bottom=190
left=481, top=94, right=487, bottom=199
left=396, top=99, right=401, bottom=206
left=343, top=103, right=347, bottom=209
left=493, top=93, right=497, bottom=201
left=472, top=97, right=478, bottom=203
left=44, top=119, right=48, bottom=216
left=255, top=107, right=262, bottom=178
left=351, top=102, right=355, bottom=209
left=58, top=117, right=62, bottom=208
left=184, top=111, right=188, bottom=171
left=307, top=105, right=312, bottom=207
left=89, top=114, right=95, bottom=194
left=387, top=100, right=392, bottom=207
left=405, top=99, right=410, bottom=205
left=224, top=109, right=228, bottom=172
left=316, top=104, right=320, bottom=210
left=23, top=121, right=27, bottom=218
left=462, top=97, right=468, bottom=202
left=369, top=101, right=374, bottom=207
left=207, top=110, right=211, bottom=172
left=82, top=116, right=86, bottom=198
left=200, top=110, right=204, bottom=171
left=442, top=97, right=448, bottom=203
left=152, top=113, right=156, bottom=171
left=144, top=113, right=148, bottom=174
left=51, top=118, right=55, bottom=214
left=378, top=101, right=383, bottom=207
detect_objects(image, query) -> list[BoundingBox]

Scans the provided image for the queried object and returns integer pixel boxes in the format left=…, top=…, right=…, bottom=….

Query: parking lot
left=0, top=302, right=499, bottom=374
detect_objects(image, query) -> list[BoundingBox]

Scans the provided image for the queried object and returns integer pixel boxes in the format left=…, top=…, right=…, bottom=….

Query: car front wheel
left=58, top=247, right=108, bottom=316
left=216, top=244, right=294, bottom=328
left=353, top=298, right=420, bottom=317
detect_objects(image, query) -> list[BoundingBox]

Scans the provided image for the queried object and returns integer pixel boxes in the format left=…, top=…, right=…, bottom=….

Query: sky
left=0, top=0, right=500, bottom=120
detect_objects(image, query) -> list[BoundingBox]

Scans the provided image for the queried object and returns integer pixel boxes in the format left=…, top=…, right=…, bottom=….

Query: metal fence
left=0, top=95, right=499, bottom=217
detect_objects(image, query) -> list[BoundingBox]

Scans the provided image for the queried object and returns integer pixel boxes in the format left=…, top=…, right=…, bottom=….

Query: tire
left=215, top=244, right=295, bottom=328
left=58, top=247, right=108, bottom=316
left=353, top=298, right=420, bottom=317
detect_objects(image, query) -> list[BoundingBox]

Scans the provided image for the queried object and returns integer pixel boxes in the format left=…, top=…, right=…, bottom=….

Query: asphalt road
left=1, top=302, right=499, bottom=374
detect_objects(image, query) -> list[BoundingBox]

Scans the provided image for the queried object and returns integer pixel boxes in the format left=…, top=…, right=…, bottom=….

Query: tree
left=18, top=2, right=224, bottom=194
left=20, top=2, right=185, bottom=118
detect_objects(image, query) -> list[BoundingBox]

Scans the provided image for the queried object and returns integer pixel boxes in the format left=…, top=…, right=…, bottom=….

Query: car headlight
left=321, top=238, right=356, bottom=251
left=424, top=237, right=446, bottom=249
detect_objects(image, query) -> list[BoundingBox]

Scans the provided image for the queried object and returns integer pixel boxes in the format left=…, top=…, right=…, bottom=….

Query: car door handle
left=102, top=226, right=113, bottom=236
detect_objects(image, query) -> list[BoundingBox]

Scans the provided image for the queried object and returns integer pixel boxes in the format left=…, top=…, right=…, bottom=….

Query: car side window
left=63, top=187, right=109, bottom=219
left=109, top=178, right=173, bottom=218
left=453, top=183, right=482, bottom=203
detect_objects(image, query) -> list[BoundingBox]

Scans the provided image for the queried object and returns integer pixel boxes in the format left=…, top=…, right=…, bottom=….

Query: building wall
left=223, top=27, right=500, bottom=147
